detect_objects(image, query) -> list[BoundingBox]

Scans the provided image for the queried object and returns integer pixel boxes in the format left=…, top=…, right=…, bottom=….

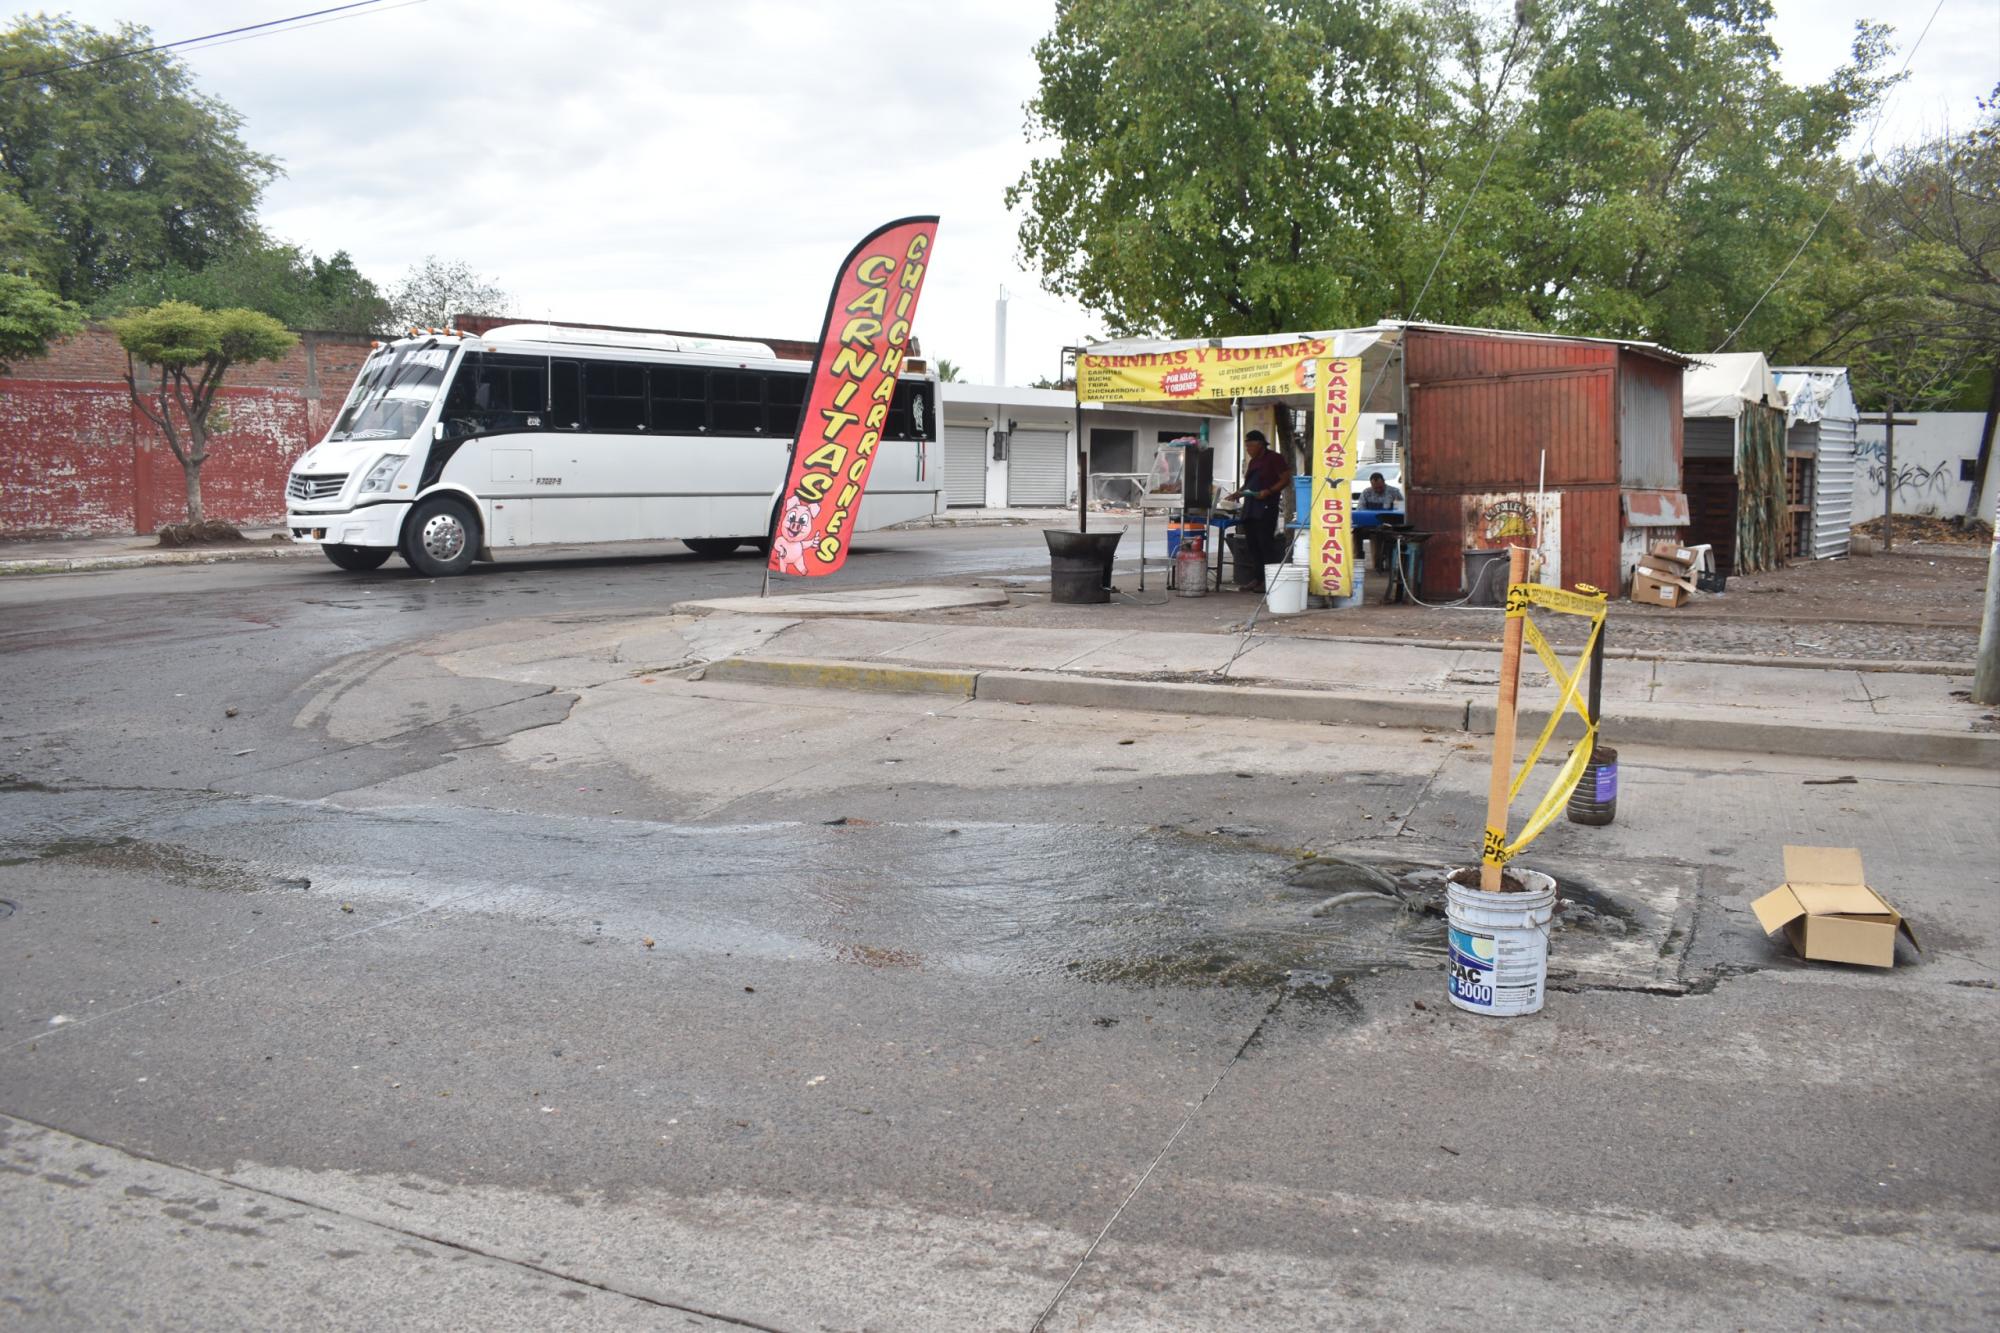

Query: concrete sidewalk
left=0, top=528, right=309, bottom=575
left=671, top=597, right=1995, bottom=767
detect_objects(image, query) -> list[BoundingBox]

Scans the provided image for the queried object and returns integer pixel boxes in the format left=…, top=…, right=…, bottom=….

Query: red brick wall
left=1, top=324, right=374, bottom=537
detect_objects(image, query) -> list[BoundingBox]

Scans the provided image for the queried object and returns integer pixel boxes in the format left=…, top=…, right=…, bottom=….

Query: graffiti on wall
left=1856, top=438, right=1954, bottom=508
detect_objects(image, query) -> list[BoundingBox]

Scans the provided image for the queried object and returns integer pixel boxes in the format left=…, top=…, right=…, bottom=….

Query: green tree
left=1848, top=87, right=2000, bottom=511
left=934, top=357, right=964, bottom=382
left=1496, top=0, right=1892, bottom=353
left=109, top=302, right=297, bottom=530
left=96, top=241, right=391, bottom=334
left=1009, top=0, right=1894, bottom=351
left=388, top=256, right=510, bottom=329
left=0, top=272, right=82, bottom=373
left=0, top=16, right=276, bottom=303
left=1008, top=0, right=1426, bottom=337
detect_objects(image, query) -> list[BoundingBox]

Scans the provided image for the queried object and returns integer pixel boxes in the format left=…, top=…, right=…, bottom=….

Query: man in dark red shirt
left=1229, top=430, right=1292, bottom=593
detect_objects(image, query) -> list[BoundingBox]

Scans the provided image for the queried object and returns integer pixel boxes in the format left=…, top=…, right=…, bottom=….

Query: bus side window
left=648, top=366, right=705, bottom=434
left=585, top=361, right=647, bottom=432
left=710, top=371, right=764, bottom=435
left=766, top=372, right=807, bottom=439
left=551, top=360, right=582, bottom=430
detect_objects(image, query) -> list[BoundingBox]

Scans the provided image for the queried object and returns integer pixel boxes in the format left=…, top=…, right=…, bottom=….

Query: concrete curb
left=976, top=670, right=1473, bottom=731
left=703, top=657, right=978, bottom=697
left=1269, top=632, right=1976, bottom=677
left=696, top=654, right=1999, bottom=768
left=0, top=545, right=318, bottom=576
left=1467, top=702, right=1996, bottom=768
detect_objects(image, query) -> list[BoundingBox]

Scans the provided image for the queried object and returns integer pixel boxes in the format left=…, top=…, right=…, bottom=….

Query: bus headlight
left=358, top=454, right=407, bottom=494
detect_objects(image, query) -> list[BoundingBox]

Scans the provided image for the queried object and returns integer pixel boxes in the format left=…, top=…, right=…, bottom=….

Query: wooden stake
left=1481, top=545, right=1531, bottom=890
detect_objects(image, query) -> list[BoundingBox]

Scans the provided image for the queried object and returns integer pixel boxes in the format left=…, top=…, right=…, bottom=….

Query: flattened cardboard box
left=1751, top=845, right=1919, bottom=968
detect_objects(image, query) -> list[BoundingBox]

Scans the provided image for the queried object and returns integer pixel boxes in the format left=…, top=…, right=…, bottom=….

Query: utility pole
left=1977, top=491, right=2000, bottom=706
left=1860, top=405, right=1917, bottom=552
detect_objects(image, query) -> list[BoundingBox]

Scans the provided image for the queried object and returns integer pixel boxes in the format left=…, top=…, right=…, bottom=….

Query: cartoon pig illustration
left=770, top=494, right=821, bottom=574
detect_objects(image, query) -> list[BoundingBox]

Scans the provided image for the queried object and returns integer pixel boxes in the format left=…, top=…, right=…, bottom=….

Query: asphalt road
left=3, top=529, right=1997, bottom=1330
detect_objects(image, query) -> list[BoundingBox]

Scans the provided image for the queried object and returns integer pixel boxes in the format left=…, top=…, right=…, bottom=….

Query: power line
left=1, top=2, right=384, bottom=85
left=1711, top=0, right=1948, bottom=353
left=173, top=0, right=430, bottom=59
left=1406, top=15, right=1533, bottom=322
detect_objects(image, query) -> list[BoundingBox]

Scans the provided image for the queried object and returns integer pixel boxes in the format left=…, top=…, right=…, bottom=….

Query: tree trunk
left=182, top=455, right=204, bottom=526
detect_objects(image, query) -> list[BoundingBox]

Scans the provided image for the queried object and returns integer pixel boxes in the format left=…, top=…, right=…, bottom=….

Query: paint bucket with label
left=1264, top=563, right=1309, bottom=614
left=1566, top=745, right=1618, bottom=826
left=1444, top=867, right=1556, bottom=1017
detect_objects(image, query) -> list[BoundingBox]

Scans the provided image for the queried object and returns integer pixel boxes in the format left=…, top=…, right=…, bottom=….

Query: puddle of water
left=0, top=786, right=1663, bottom=996
left=0, top=835, right=266, bottom=892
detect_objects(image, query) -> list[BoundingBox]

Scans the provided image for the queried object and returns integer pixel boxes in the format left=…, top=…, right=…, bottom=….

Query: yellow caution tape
left=1483, top=582, right=1610, bottom=868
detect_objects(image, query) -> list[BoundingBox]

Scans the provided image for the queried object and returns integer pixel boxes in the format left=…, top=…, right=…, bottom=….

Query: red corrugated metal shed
left=1400, top=325, right=1691, bottom=598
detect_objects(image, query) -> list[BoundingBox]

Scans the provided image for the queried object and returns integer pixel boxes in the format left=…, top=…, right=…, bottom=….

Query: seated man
left=1358, top=472, right=1403, bottom=511
left=1358, top=472, right=1403, bottom=569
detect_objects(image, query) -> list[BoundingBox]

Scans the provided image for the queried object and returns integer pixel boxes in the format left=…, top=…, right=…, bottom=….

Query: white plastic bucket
left=1265, top=563, right=1308, bottom=614
left=1445, top=868, right=1556, bottom=1017
left=1330, top=564, right=1365, bottom=610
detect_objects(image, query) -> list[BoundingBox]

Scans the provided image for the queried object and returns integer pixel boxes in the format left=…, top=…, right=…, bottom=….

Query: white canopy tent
left=1683, top=352, right=1785, bottom=423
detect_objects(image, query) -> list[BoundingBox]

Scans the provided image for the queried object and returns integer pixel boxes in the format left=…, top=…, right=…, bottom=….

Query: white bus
left=284, top=323, right=941, bottom=575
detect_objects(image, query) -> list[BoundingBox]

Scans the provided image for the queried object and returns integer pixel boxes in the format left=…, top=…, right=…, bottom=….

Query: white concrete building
left=938, top=383, right=1237, bottom=509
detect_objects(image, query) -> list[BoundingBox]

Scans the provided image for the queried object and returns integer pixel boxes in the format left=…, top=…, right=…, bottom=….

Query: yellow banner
left=1076, top=338, right=1334, bottom=404
left=1307, top=357, right=1363, bottom=596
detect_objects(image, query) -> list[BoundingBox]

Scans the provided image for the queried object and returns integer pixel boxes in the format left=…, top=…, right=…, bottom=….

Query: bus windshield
left=329, top=343, right=456, bottom=442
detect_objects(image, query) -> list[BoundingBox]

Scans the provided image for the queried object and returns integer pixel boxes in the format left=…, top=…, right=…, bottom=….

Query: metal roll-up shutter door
left=1813, top=416, right=1856, bottom=559
left=943, top=425, right=988, bottom=507
left=1007, top=427, right=1068, bottom=506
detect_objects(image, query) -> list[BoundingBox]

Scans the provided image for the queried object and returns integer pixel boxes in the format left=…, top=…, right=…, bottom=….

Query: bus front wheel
left=323, top=543, right=391, bottom=572
left=402, top=496, right=479, bottom=577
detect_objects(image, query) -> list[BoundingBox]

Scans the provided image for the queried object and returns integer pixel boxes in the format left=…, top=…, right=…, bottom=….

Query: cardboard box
left=1630, top=567, right=1693, bottom=607
left=1751, top=846, right=1919, bottom=968
left=1648, top=542, right=1700, bottom=571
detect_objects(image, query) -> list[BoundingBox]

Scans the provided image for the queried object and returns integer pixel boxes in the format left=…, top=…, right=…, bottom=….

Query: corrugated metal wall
left=1406, top=333, right=1618, bottom=487
left=1618, top=356, right=1683, bottom=487
left=1405, top=329, right=1679, bottom=598
left=1684, top=417, right=1735, bottom=459
left=1813, top=415, right=1856, bottom=558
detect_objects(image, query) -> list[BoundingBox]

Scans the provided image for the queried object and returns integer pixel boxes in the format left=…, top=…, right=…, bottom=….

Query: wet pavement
left=3, top=529, right=1998, bottom=1328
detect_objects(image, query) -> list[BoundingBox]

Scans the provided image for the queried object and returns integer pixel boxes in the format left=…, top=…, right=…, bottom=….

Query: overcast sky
left=33, top=0, right=2000, bottom=382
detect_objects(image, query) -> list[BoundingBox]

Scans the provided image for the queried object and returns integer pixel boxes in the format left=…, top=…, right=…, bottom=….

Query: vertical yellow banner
left=1308, top=357, right=1363, bottom=596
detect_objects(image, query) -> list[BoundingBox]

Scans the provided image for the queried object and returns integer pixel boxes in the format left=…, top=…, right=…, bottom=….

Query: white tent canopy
left=1684, top=352, right=1785, bottom=419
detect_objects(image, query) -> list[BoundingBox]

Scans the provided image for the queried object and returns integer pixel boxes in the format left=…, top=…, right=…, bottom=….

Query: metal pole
left=1976, top=498, right=2000, bottom=705
left=1481, top=545, right=1532, bottom=891
left=1587, top=612, right=1605, bottom=730
left=1071, top=348, right=1087, bottom=535
left=1884, top=399, right=1896, bottom=554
